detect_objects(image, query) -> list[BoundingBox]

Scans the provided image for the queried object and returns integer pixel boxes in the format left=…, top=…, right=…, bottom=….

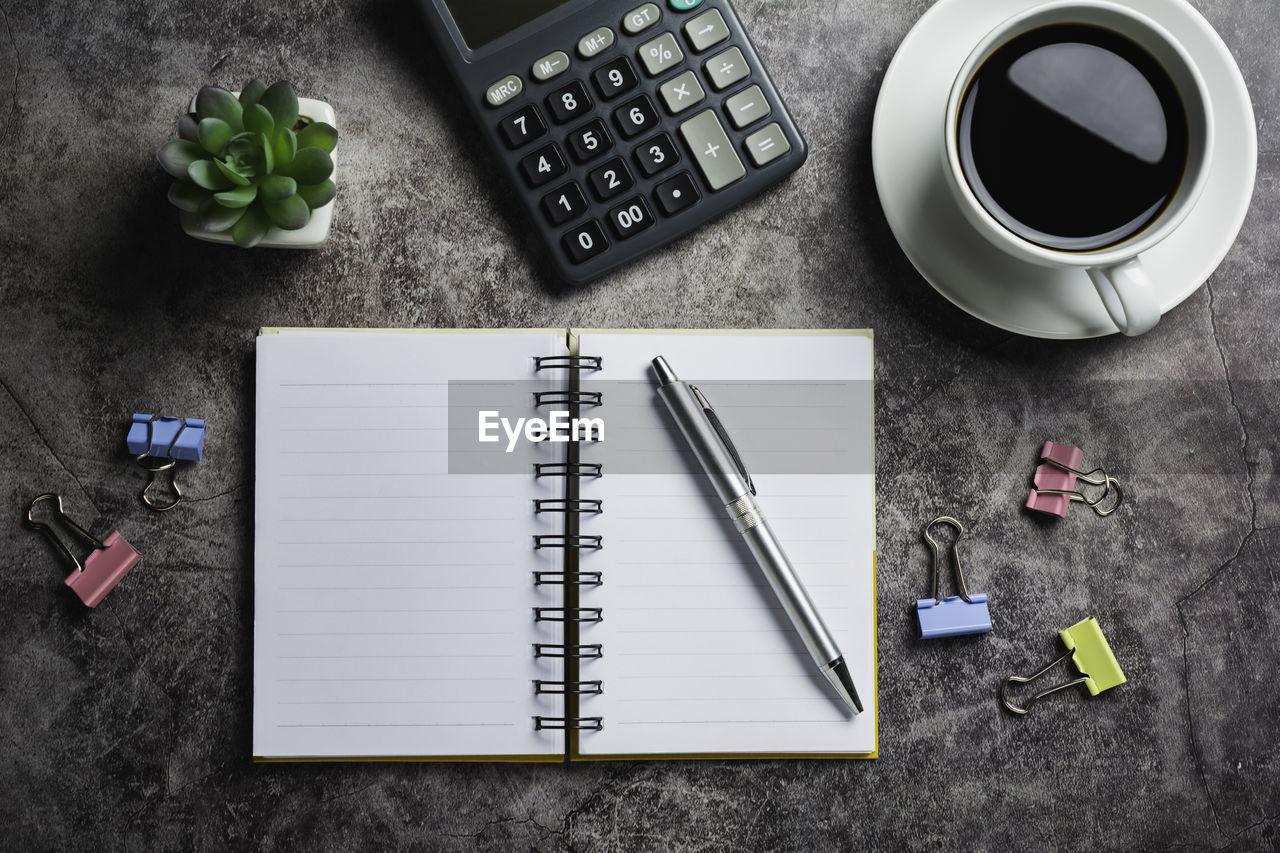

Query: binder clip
left=126, top=413, right=206, bottom=511
left=916, top=517, right=992, bottom=639
left=1026, top=441, right=1122, bottom=518
left=1000, top=617, right=1127, bottom=715
left=25, top=494, right=142, bottom=607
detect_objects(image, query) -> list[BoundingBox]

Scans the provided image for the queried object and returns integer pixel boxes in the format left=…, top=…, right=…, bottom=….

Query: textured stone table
left=2, top=0, right=1277, bottom=849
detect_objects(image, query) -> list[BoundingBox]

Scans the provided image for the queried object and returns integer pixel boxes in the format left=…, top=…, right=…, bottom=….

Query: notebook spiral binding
left=533, top=349, right=605, bottom=738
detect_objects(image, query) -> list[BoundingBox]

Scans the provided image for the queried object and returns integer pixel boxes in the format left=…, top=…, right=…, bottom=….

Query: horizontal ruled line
left=278, top=631, right=516, bottom=637
left=277, top=723, right=515, bottom=728
left=279, top=676, right=497, bottom=682
left=279, top=654, right=511, bottom=660
left=612, top=719, right=841, bottom=725
left=279, top=700, right=512, bottom=706
left=278, top=585, right=512, bottom=591
left=278, top=608, right=511, bottom=614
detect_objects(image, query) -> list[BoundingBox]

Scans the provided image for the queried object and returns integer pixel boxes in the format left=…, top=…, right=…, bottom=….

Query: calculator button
left=532, top=51, right=571, bottom=82
left=613, top=95, right=660, bottom=139
left=578, top=27, right=615, bottom=60
left=485, top=75, right=524, bottom=108
left=563, top=220, right=610, bottom=264
left=669, top=0, right=703, bottom=10
left=638, top=32, right=685, bottom=77
left=704, top=47, right=749, bottom=91
left=658, top=70, right=705, bottom=114
left=546, top=81, right=593, bottom=124
left=654, top=171, right=701, bottom=215
left=684, top=9, right=729, bottom=52
left=592, top=57, right=640, bottom=101
left=724, top=85, right=770, bottom=128
left=623, top=3, right=662, bottom=34
left=679, top=109, right=745, bottom=190
left=519, top=143, right=568, bottom=188
left=498, top=105, right=547, bottom=149
left=633, top=132, right=680, bottom=177
left=607, top=195, right=655, bottom=240
left=587, top=158, right=636, bottom=201
left=566, top=120, right=614, bottom=164
left=744, top=123, right=791, bottom=166
left=542, top=182, right=589, bottom=226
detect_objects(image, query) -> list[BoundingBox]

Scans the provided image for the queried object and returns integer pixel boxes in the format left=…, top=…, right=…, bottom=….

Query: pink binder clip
left=25, top=494, right=142, bottom=607
left=1026, top=442, right=1122, bottom=519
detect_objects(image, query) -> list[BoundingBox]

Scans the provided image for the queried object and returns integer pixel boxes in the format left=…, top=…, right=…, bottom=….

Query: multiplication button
left=658, top=71, right=705, bottom=114
left=654, top=171, right=700, bottom=215
left=745, top=123, right=791, bottom=166
left=679, top=110, right=745, bottom=191
left=704, top=47, right=749, bottom=91
left=638, top=32, right=685, bottom=77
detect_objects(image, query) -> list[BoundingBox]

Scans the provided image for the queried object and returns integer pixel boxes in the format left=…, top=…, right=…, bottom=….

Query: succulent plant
left=157, top=79, right=337, bottom=248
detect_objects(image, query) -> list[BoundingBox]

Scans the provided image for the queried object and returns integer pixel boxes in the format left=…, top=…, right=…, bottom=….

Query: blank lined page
left=254, top=330, right=568, bottom=759
left=576, top=331, right=876, bottom=757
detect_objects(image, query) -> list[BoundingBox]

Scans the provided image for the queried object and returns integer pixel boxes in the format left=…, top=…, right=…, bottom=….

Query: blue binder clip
left=125, top=414, right=206, bottom=511
left=916, top=517, right=993, bottom=639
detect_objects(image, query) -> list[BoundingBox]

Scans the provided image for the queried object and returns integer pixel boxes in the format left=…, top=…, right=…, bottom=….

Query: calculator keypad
left=613, top=95, right=660, bottom=139
left=543, top=182, right=590, bottom=225
left=587, top=157, right=636, bottom=201
left=547, top=81, right=593, bottom=123
left=592, top=57, right=640, bottom=101
left=519, top=143, right=568, bottom=188
left=566, top=120, right=614, bottom=163
left=477, top=1, right=801, bottom=272
left=563, top=220, right=610, bottom=263
left=633, top=132, right=680, bottom=177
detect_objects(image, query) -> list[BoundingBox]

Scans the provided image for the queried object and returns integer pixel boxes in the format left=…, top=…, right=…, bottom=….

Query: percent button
left=638, top=32, right=685, bottom=77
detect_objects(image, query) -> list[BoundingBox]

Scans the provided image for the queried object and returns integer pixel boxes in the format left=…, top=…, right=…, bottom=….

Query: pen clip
left=691, top=385, right=755, bottom=496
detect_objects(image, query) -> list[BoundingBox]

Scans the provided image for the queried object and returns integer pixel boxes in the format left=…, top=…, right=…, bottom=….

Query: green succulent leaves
left=158, top=79, right=337, bottom=246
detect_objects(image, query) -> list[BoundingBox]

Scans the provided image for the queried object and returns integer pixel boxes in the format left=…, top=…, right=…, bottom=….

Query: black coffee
left=958, top=24, right=1189, bottom=252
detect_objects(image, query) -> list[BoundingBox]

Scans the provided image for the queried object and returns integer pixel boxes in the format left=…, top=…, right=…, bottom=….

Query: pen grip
left=727, top=496, right=842, bottom=666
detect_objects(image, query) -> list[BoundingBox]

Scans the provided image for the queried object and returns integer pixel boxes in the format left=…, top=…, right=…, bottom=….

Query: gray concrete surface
left=1, top=0, right=1277, bottom=849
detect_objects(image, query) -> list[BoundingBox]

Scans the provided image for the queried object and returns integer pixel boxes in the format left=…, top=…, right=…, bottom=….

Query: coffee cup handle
left=1086, top=259, right=1162, bottom=337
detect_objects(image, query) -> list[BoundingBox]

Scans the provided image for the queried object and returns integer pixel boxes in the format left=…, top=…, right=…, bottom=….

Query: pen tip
left=826, top=657, right=863, bottom=714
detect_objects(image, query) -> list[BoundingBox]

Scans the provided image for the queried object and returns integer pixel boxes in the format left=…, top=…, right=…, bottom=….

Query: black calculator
left=419, top=0, right=808, bottom=285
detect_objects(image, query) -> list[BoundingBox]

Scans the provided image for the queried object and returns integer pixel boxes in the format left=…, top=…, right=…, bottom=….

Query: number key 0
left=563, top=220, right=610, bottom=264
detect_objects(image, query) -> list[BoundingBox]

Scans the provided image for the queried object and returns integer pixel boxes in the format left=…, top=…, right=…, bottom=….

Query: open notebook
left=254, top=329, right=876, bottom=761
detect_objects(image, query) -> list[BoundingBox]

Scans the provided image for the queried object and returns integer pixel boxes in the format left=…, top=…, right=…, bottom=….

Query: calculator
left=419, top=0, right=808, bottom=285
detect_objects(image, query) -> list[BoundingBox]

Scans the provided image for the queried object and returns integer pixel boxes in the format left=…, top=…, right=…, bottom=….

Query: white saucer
left=871, top=0, right=1257, bottom=339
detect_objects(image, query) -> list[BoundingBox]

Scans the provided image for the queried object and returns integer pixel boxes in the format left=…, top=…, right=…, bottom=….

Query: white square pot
left=179, top=96, right=336, bottom=249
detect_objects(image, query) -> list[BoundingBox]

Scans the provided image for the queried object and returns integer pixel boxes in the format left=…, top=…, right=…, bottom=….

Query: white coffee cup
left=942, top=0, right=1214, bottom=336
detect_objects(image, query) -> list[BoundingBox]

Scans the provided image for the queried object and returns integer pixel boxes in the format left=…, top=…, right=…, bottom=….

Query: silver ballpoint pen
left=651, top=356, right=862, bottom=714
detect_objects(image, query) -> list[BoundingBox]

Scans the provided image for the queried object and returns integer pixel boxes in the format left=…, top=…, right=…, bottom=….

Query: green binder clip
left=1001, top=617, right=1127, bottom=715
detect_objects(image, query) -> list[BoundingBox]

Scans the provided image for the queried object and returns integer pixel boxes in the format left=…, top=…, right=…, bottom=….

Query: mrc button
left=486, top=75, right=523, bottom=107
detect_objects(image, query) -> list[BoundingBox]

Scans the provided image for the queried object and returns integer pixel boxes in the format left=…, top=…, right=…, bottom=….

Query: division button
left=679, top=109, right=745, bottom=190
left=654, top=171, right=700, bottom=215
left=623, top=3, right=662, bottom=34
left=563, top=220, right=610, bottom=264
left=578, top=27, right=616, bottom=59
left=658, top=70, right=706, bottom=114
left=485, top=75, right=523, bottom=108
left=532, top=51, right=571, bottom=82
left=744, top=122, right=791, bottom=166
left=724, top=84, right=770, bottom=128
left=684, top=8, right=729, bottom=52
left=704, top=46, right=749, bottom=91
